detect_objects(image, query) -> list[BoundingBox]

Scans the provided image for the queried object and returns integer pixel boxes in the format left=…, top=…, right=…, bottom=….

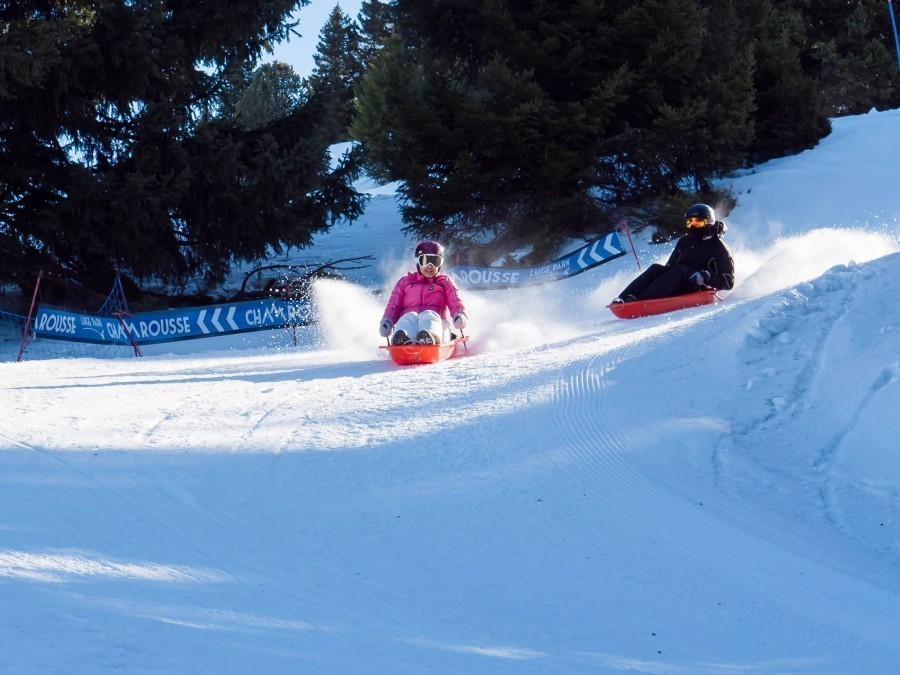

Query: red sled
left=380, top=336, right=470, bottom=365
left=608, top=290, right=720, bottom=319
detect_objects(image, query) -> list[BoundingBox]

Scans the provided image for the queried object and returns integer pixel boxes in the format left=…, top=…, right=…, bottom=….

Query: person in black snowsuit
left=613, top=203, right=735, bottom=303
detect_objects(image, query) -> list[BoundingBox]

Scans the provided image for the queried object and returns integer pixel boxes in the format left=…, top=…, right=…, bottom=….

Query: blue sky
left=268, top=0, right=365, bottom=77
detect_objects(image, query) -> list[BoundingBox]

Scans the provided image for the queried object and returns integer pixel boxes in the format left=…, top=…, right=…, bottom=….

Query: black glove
left=689, top=270, right=711, bottom=286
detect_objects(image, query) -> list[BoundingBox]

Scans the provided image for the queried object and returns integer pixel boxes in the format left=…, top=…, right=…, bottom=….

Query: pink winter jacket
left=382, top=271, right=467, bottom=324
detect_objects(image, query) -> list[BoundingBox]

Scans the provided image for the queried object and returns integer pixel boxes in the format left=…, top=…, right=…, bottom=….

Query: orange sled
left=608, top=290, right=720, bottom=319
left=380, top=336, right=470, bottom=365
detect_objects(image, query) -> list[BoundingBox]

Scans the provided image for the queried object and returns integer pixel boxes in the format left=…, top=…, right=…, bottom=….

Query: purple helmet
left=415, top=240, right=445, bottom=271
left=415, top=240, right=444, bottom=257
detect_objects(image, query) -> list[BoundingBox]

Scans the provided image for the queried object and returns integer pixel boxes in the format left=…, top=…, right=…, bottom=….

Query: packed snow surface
left=2, top=109, right=900, bottom=673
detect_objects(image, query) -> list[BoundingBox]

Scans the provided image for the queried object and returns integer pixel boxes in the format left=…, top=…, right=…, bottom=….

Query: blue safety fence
left=31, top=297, right=312, bottom=346
left=0, top=310, right=27, bottom=346
left=1, top=297, right=314, bottom=362
left=453, top=228, right=629, bottom=291
left=1, top=310, right=119, bottom=362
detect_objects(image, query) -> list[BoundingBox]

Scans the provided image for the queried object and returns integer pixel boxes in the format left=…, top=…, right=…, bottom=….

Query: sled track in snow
left=552, top=349, right=641, bottom=501
left=548, top=313, right=753, bottom=560
left=549, top=329, right=679, bottom=513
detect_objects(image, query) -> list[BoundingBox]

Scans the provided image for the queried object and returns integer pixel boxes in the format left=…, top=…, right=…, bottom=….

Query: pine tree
left=597, top=0, right=755, bottom=196
left=738, top=0, right=831, bottom=162
left=0, top=0, right=365, bottom=293
left=307, top=5, right=365, bottom=141
left=235, top=61, right=307, bottom=129
left=798, top=0, right=900, bottom=115
left=687, top=0, right=756, bottom=187
left=354, top=0, right=760, bottom=250
left=215, top=60, right=259, bottom=123
left=357, top=0, right=395, bottom=67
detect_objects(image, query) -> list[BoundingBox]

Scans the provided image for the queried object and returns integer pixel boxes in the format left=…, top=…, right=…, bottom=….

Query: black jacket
left=666, top=222, right=735, bottom=290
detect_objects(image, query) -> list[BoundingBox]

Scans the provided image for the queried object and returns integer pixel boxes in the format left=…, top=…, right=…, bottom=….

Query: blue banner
left=453, top=230, right=627, bottom=290
left=32, top=298, right=313, bottom=345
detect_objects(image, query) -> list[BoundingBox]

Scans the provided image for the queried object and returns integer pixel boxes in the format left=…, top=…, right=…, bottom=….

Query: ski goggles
left=686, top=216, right=711, bottom=227
left=417, top=254, right=443, bottom=268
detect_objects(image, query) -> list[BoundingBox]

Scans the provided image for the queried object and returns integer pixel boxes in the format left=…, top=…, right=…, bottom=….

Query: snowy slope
left=1, top=109, right=900, bottom=674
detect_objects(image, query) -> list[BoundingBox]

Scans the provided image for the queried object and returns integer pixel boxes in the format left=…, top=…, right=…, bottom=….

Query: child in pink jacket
left=379, top=241, right=468, bottom=345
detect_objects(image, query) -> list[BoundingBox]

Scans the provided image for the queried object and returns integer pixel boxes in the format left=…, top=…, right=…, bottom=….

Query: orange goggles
left=417, top=254, right=443, bottom=268
left=686, top=216, right=709, bottom=227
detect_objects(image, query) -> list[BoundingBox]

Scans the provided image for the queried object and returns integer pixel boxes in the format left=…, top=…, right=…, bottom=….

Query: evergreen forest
left=1, top=0, right=898, bottom=299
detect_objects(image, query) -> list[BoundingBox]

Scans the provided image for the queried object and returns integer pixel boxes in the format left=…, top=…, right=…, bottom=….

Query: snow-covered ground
left=2, top=109, right=900, bottom=673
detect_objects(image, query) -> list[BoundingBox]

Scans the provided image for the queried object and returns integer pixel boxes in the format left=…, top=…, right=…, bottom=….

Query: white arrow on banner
left=210, top=308, right=224, bottom=332
left=198, top=306, right=240, bottom=334
left=576, top=240, right=604, bottom=269
left=226, top=307, right=239, bottom=331
left=602, top=233, right=621, bottom=256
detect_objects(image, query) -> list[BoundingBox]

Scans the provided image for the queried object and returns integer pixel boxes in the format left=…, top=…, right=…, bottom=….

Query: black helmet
left=415, top=240, right=445, bottom=271
left=685, top=203, right=716, bottom=227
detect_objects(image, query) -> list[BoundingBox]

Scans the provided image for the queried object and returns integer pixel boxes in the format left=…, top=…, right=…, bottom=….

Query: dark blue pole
left=890, top=0, right=900, bottom=68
